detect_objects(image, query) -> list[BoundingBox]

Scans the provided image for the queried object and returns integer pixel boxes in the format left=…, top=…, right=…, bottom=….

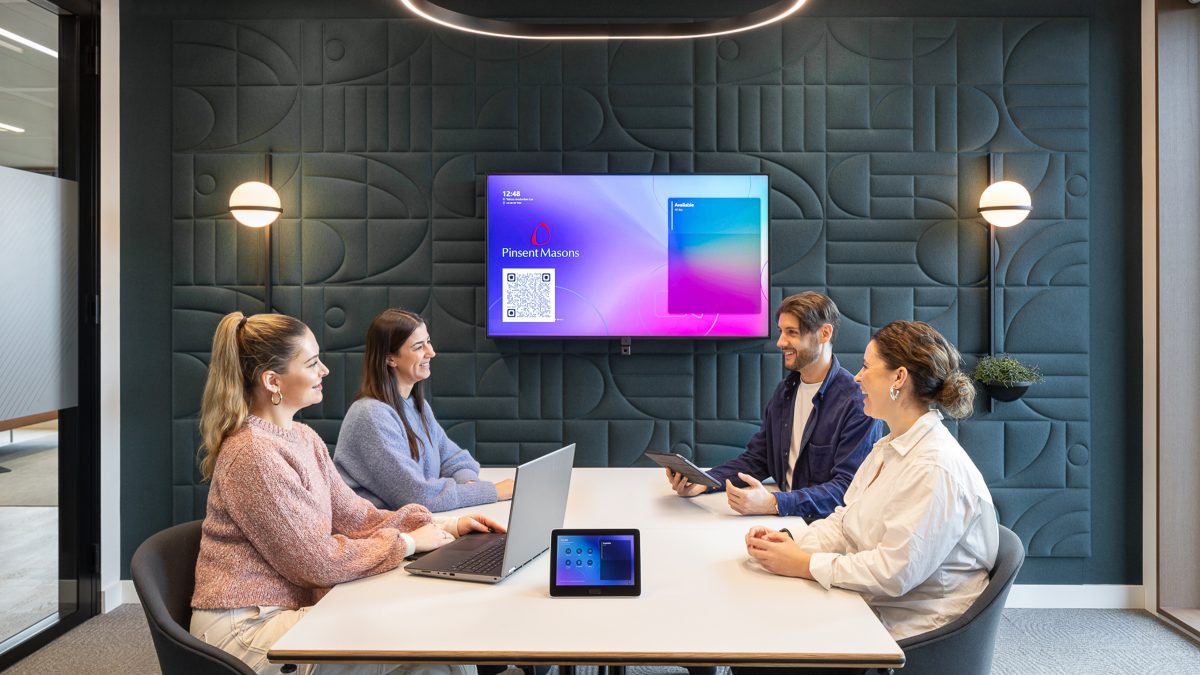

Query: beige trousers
left=190, top=606, right=479, bottom=675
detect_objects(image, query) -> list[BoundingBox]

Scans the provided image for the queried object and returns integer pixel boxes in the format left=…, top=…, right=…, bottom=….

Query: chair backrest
left=130, top=520, right=256, bottom=675
left=896, top=524, right=1025, bottom=675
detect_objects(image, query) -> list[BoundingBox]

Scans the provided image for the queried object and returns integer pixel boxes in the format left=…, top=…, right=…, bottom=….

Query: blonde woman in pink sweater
left=189, top=312, right=504, bottom=675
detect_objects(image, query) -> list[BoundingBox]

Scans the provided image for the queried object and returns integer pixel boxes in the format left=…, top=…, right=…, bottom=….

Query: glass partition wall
left=0, top=0, right=99, bottom=668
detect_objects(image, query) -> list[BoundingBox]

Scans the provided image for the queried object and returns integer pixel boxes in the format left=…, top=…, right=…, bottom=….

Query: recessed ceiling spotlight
left=399, top=0, right=807, bottom=40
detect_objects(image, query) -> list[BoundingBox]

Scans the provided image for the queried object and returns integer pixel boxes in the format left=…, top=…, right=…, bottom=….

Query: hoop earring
left=889, top=385, right=900, bottom=401
left=271, top=390, right=282, bottom=406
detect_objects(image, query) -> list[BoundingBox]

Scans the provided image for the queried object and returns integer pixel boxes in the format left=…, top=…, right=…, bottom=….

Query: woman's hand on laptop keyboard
left=410, top=523, right=456, bottom=552
left=454, top=513, right=508, bottom=537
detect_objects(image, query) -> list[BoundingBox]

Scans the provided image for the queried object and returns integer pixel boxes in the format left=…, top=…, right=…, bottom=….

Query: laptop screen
left=497, top=444, right=575, bottom=575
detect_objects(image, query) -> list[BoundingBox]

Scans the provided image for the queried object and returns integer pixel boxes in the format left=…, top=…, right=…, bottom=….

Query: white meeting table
left=269, top=468, right=903, bottom=669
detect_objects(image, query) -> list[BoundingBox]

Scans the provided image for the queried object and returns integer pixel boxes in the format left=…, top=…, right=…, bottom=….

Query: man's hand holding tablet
left=643, top=450, right=721, bottom=496
left=667, top=467, right=709, bottom=497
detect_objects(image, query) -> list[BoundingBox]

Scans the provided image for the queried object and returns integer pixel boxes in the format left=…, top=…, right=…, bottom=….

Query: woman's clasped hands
left=745, top=526, right=812, bottom=579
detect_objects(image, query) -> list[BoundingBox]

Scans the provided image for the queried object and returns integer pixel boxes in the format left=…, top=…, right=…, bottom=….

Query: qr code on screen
left=502, top=268, right=555, bottom=322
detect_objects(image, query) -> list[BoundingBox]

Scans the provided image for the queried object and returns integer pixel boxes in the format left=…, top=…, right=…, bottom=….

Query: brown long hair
left=358, top=308, right=431, bottom=461
left=198, top=312, right=309, bottom=480
left=871, top=320, right=975, bottom=419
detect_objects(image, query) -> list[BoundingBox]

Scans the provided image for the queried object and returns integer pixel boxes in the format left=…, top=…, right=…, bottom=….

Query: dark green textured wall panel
left=123, top=0, right=1140, bottom=583
left=170, top=15, right=1093, bottom=552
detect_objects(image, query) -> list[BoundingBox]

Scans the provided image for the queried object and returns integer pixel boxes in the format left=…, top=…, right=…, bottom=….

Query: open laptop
left=405, top=443, right=575, bottom=583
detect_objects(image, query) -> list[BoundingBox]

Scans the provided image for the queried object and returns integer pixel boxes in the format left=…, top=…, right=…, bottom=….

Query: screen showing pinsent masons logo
left=486, top=175, right=769, bottom=338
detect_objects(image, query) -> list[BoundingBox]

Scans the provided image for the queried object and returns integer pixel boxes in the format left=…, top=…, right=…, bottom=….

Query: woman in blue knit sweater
left=334, top=309, right=514, bottom=512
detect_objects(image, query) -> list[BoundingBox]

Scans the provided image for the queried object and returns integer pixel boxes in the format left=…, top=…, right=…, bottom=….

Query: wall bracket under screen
left=550, top=529, right=640, bottom=597
left=620, top=337, right=631, bottom=356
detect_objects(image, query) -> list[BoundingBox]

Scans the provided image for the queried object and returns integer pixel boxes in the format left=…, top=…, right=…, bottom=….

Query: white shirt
left=784, top=379, right=822, bottom=491
left=796, top=410, right=999, bottom=640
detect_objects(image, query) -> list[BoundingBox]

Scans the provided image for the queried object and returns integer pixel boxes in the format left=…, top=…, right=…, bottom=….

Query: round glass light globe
left=978, top=180, right=1032, bottom=228
left=229, top=181, right=282, bottom=228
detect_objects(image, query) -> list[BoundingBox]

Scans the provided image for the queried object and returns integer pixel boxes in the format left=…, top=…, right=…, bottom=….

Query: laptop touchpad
left=453, top=534, right=495, bottom=550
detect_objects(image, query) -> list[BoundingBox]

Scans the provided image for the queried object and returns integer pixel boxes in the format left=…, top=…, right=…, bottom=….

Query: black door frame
left=0, top=0, right=101, bottom=669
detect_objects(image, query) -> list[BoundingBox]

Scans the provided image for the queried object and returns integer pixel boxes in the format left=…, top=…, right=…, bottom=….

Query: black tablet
left=550, top=529, right=640, bottom=597
left=643, top=450, right=721, bottom=490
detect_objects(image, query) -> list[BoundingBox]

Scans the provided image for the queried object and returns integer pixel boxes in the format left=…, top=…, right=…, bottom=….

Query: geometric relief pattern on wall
left=171, top=18, right=1090, bottom=556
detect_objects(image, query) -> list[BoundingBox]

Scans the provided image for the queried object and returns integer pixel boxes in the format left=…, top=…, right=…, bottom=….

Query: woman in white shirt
left=744, top=320, right=999, bottom=647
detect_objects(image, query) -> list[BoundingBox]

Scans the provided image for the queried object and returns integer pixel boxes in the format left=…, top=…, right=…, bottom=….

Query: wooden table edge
left=266, top=650, right=905, bottom=668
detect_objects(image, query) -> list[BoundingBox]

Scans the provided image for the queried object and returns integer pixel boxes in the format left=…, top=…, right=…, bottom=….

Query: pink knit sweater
left=191, top=415, right=434, bottom=610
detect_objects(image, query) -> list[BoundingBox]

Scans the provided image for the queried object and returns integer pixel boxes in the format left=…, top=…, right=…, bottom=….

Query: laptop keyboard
left=450, top=536, right=508, bottom=574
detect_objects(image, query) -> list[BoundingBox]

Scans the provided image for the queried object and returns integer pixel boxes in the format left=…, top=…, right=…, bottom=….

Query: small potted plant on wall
left=973, top=354, right=1044, bottom=403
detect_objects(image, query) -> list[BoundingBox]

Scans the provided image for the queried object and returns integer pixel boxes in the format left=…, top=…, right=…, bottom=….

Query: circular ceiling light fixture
left=399, top=0, right=807, bottom=40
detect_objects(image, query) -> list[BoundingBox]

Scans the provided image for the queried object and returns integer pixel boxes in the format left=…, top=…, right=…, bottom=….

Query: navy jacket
left=707, top=356, right=883, bottom=521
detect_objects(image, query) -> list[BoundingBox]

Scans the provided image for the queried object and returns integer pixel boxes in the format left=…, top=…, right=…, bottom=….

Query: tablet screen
left=554, top=533, right=636, bottom=586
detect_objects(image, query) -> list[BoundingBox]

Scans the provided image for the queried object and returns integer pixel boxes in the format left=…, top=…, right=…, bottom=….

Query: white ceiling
left=0, top=0, right=57, bottom=172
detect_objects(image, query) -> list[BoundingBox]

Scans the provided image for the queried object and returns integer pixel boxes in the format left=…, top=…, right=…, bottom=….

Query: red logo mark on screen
left=531, top=222, right=552, bottom=246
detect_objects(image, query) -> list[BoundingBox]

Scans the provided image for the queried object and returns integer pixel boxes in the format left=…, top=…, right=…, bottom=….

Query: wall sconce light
left=977, top=154, right=1033, bottom=410
left=229, top=181, right=281, bottom=228
left=978, top=180, right=1032, bottom=229
left=229, top=155, right=281, bottom=312
left=398, top=0, right=807, bottom=40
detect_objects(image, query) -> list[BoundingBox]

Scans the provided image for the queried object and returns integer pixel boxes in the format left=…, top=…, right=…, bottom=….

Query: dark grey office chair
left=888, top=524, right=1025, bottom=675
left=130, top=520, right=257, bottom=675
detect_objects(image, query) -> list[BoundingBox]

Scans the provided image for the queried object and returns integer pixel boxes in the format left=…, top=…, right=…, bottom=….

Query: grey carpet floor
left=0, top=438, right=57, bottom=507
left=0, top=508, right=58, bottom=642
left=5, top=605, right=1199, bottom=674
left=3, top=604, right=158, bottom=675
left=993, top=609, right=1200, bottom=673
left=0, top=436, right=60, bottom=645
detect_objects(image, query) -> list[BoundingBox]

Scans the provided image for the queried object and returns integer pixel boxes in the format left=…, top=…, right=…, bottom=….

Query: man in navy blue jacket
left=666, top=292, right=883, bottom=521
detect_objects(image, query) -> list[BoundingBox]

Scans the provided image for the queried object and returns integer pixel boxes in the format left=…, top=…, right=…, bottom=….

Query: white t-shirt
left=784, top=379, right=823, bottom=491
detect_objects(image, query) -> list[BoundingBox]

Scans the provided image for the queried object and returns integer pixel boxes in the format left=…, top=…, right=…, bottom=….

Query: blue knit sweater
left=333, top=397, right=498, bottom=512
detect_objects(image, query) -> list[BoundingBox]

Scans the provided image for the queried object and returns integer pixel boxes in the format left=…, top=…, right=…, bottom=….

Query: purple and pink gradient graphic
left=554, top=535, right=635, bottom=586
left=668, top=197, right=762, bottom=315
left=487, top=175, right=769, bottom=338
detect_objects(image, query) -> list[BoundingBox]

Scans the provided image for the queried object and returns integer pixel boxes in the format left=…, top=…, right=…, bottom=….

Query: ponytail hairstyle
left=871, top=320, right=976, bottom=419
left=358, top=308, right=431, bottom=461
left=198, top=311, right=310, bottom=480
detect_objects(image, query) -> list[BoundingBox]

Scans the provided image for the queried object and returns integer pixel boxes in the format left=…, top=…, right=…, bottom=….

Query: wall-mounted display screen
left=486, top=174, right=770, bottom=338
